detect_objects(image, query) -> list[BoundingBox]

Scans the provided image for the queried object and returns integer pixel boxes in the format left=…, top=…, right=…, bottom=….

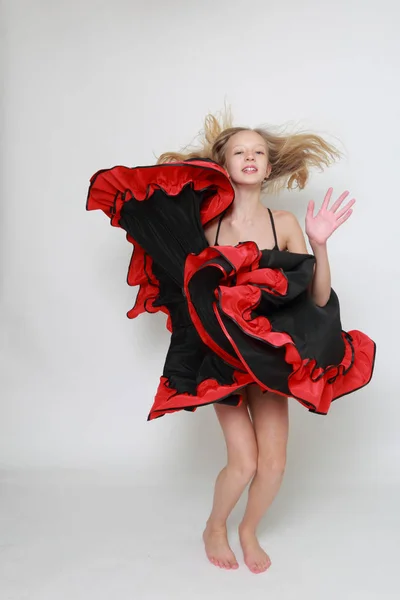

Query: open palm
left=305, top=188, right=356, bottom=245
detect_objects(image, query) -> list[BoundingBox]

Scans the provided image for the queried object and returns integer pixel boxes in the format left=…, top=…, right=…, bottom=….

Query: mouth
left=242, top=166, right=258, bottom=174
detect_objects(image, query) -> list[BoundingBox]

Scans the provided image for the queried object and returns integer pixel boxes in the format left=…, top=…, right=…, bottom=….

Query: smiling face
left=224, top=130, right=271, bottom=186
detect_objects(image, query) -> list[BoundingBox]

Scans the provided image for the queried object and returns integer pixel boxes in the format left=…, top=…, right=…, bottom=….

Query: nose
left=245, top=152, right=255, bottom=161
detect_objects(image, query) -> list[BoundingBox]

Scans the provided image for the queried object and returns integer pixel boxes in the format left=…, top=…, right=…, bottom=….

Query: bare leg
left=239, top=386, right=289, bottom=574
left=204, top=394, right=258, bottom=570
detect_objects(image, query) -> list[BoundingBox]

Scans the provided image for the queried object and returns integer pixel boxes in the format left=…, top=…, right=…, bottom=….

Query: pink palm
left=305, top=188, right=356, bottom=245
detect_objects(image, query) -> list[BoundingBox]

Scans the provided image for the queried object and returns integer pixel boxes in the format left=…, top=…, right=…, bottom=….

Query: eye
left=256, top=151, right=265, bottom=154
left=234, top=151, right=243, bottom=155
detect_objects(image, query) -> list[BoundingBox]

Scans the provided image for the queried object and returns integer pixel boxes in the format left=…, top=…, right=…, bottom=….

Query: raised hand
left=305, top=188, right=356, bottom=246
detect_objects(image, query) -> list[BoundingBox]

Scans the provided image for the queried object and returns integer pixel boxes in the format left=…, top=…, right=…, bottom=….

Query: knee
left=228, top=454, right=258, bottom=483
left=257, top=452, right=286, bottom=479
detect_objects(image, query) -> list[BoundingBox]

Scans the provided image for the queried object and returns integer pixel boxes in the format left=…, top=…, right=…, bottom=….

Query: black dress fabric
left=86, top=158, right=376, bottom=420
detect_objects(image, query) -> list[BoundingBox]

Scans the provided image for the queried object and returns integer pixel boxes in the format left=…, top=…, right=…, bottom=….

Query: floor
left=1, top=469, right=398, bottom=600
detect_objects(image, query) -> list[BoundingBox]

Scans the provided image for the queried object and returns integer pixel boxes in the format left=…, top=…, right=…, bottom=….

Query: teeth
left=243, top=168, right=257, bottom=172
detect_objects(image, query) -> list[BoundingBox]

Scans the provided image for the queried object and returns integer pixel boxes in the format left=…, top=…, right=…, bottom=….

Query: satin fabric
left=86, top=159, right=376, bottom=420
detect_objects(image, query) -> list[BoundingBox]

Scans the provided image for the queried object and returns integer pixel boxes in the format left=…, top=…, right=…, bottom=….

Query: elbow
left=312, top=289, right=332, bottom=308
left=314, top=299, right=329, bottom=308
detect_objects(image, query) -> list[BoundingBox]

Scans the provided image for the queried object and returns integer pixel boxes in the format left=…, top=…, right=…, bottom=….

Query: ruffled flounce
left=87, top=160, right=234, bottom=329
left=87, top=160, right=376, bottom=420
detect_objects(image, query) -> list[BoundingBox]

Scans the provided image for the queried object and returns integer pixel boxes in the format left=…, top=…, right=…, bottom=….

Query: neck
left=229, top=184, right=264, bottom=221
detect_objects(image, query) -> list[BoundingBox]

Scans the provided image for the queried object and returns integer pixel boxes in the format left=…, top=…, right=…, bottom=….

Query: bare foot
left=239, top=526, right=271, bottom=574
left=203, top=523, right=239, bottom=570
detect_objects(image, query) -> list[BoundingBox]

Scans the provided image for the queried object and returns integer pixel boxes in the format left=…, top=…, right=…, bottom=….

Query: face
left=224, top=130, right=271, bottom=186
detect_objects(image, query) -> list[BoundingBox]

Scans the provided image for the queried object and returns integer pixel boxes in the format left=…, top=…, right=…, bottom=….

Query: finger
left=335, top=209, right=353, bottom=227
left=335, top=198, right=356, bottom=219
left=321, top=188, right=333, bottom=210
left=307, top=200, right=315, bottom=217
left=331, top=190, right=350, bottom=212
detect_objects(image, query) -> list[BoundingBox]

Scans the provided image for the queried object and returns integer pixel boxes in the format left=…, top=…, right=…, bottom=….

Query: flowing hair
left=157, top=109, right=342, bottom=193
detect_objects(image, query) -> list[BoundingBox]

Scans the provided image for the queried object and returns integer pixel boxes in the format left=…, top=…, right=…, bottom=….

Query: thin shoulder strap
left=267, top=208, right=279, bottom=249
left=214, top=210, right=225, bottom=245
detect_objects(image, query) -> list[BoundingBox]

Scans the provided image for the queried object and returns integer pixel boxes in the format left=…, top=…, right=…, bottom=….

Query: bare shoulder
left=271, top=209, right=299, bottom=224
left=271, top=209, right=302, bottom=234
left=270, top=209, right=307, bottom=253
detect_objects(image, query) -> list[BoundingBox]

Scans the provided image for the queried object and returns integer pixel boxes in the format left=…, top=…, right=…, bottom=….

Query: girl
left=87, top=112, right=375, bottom=575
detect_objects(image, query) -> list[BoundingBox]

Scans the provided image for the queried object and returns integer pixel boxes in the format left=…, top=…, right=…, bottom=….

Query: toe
left=250, top=563, right=259, bottom=573
left=261, top=559, right=270, bottom=572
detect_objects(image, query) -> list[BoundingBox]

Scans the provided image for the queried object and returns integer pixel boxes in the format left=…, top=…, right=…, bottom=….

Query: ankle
left=238, top=523, right=257, bottom=537
left=205, top=519, right=227, bottom=532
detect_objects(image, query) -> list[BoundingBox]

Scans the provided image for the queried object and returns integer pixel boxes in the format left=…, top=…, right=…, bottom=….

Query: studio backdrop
left=0, top=0, right=397, bottom=489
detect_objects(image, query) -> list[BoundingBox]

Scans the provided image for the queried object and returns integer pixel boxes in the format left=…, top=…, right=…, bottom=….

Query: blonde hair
left=157, top=109, right=342, bottom=193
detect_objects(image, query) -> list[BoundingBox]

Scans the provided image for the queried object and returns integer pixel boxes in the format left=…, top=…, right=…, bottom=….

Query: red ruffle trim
left=183, top=242, right=264, bottom=369
left=86, top=160, right=233, bottom=227
left=148, top=372, right=253, bottom=420
left=183, top=244, right=376, bottom=415
left=87, top=160, right=234, bottom=328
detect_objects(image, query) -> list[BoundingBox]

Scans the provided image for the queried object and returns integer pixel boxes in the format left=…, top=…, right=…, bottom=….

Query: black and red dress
left=86, top=158, right=376, bottom=420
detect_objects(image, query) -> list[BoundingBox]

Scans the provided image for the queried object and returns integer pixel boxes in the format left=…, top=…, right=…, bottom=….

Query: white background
left=0, top=1, right=399, bottom=597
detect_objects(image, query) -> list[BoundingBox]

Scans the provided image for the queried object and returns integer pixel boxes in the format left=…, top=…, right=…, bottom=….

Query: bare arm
left=284, top=212, right=331, bottom=307
left=284, top=188, right=355, bottom=307
left=308, top=241, right=331, bottom=307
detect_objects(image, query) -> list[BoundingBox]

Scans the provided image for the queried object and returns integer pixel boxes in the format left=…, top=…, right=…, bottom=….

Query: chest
left=205, top=211, right=280, bottom=250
